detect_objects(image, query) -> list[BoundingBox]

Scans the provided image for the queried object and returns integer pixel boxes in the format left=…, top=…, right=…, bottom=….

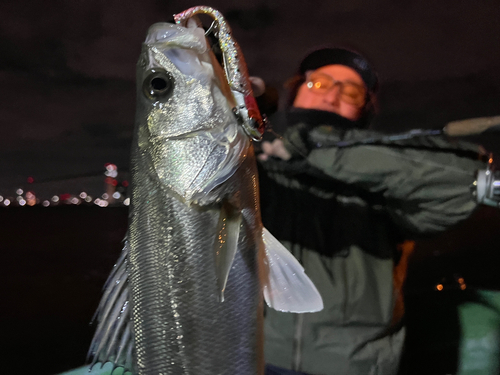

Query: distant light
left=460, top=284, right=467, bottom=290
left=112, top=192, right=121, bottom=199
left=111, top=179, right=118, bottom=186
left=79, top=192, right=88, bottom=199
left=27, top=177, right=34, bottom=183
left=71, top=197, right=79, bottom=204
left=16, top=189, right=23, bottom=195
left=105, top=164, right=117, bottom=171
left=105, top=170, right=118, bottom=178
left=458, top=277, right=464, bottom=284
left=94, top=198, right=101, bottom=205
left=436, top=284, right=444, bottom=291
left=16, top=196, right=23, bottom=202
left=19, top=199, right=26, bottom=206
left=122, top=180, right=129, bottom=187
left=4, top=199, right=11, bottom=206
left=85, top=196, right=92, bottom=202
left=123, top=198, right=130, bottom=206
left=52, top=195, right=60, bottom=202
left=0, top=196, right=3, bottom=203
left=26, top=191, right=36, bottom=206
left=98, top=200, right=109, bottom=207
left=102, top=193, right=109, bottom=200
left=42, top=200, right=50, bottom=207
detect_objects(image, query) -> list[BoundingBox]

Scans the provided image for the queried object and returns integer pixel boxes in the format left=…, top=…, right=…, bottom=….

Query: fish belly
left=128, top=150, right=262, bottom=375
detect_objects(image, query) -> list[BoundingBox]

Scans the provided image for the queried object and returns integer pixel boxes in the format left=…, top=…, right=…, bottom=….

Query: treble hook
left=205, top=20, right=219, bottom=38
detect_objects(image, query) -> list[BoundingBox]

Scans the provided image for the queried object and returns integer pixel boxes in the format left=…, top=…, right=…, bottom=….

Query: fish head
left=135, top=21, right=250, bottom=205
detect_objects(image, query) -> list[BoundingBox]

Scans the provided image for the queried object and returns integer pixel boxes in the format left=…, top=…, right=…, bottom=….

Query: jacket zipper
left=292, top=313, right=304, bottom=371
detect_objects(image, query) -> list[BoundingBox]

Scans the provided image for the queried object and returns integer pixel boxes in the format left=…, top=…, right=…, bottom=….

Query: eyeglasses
left=305, top=72, right=367, bottom=107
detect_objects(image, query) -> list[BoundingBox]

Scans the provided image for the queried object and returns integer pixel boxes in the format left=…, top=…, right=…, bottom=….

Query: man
left=257, top=47, right=495, bottom=375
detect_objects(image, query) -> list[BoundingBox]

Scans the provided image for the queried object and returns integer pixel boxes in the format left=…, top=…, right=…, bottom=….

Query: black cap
left=299, top=47, right=378, bottom=91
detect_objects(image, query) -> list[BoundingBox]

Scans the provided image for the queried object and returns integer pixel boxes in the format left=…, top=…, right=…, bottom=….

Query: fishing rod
left=262, top=114, right=500, bottom=208
left=333, top=115, right=500, bottom=148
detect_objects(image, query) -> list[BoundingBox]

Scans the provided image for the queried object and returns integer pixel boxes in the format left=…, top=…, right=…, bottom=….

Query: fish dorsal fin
left=262, top=228, right=324, bottom=313
left=88, top=240, right=134, bottom=373
left=213, top=201, right=242, bottom=302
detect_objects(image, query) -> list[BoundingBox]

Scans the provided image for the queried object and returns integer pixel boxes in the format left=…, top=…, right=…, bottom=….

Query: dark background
left=1, top=1, right=500, bottom=374
left=1, top=0, right=500, bottom=189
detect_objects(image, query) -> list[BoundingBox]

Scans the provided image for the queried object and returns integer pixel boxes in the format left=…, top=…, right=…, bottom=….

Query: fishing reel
left=474, top=154, right=500, bottom=208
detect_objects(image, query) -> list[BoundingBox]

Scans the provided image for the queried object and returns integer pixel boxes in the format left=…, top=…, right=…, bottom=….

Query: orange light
left=458, top=277, right=464, bottom=284
left=436, top=284, right=444, bottom=291
left=314, top=82, right=321, bottom=89
left=461, top=284, right=467, bottom=290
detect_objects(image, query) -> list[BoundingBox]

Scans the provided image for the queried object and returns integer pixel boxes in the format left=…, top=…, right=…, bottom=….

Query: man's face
left=293, top=64, right=366, bottom=121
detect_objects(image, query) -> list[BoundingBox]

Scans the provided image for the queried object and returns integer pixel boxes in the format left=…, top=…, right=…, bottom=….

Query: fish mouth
left=145, top=22, right=207, bottom=54
left=161, top=126, right=232, bottom=141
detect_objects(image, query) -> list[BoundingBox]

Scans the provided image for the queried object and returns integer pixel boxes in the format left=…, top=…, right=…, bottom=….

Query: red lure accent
left=244, top=95, right=266, bottom=135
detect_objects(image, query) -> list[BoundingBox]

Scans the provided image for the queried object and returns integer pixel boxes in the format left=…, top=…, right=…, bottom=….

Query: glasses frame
left=305, top=72, right=367, bottom=107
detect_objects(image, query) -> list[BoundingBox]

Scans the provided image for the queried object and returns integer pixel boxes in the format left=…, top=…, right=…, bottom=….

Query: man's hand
left=258, top=139, right=292, bottom=161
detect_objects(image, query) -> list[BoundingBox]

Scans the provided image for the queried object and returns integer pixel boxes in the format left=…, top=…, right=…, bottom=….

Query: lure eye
left=143, top=69, right=174, bottom=101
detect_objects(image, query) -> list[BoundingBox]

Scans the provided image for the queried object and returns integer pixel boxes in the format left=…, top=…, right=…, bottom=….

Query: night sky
left=2, top=3, right=500, bottom=373
left=1, top=0, right=500, bottom=195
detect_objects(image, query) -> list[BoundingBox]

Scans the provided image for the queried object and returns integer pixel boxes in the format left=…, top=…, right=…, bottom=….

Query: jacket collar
left=284, top=108, right=368, bottom=130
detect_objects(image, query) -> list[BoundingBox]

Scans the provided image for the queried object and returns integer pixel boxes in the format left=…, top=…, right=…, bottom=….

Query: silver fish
left=88, top=7, right=322, bottom=375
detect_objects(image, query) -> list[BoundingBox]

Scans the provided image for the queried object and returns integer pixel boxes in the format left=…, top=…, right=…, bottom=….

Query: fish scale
left=129, top=139, right=262, bottom=374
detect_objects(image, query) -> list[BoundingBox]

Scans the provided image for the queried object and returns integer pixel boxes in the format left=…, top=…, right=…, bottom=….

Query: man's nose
left=323, top=84, right=342, bottom=105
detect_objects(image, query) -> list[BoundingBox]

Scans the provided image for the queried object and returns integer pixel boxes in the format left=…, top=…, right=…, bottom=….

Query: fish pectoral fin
left=213, top=202, right=242, bottom=302
left=262, top=228, right=324, bottom=313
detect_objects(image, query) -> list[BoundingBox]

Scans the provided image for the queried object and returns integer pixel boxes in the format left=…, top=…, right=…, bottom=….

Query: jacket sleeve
left=283, top=124, right=486, bottom=235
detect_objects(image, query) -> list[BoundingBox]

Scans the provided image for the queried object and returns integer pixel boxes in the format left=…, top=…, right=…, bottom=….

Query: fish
left=88, top=6, right=323, bottom=375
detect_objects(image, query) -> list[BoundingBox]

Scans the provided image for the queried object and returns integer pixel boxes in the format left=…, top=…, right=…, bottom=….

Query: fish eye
left=143, top=69, right=174, bottom=101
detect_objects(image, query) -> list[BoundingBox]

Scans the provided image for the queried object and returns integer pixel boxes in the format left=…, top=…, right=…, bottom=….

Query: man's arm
left=274, top=125, right=490, bottom=235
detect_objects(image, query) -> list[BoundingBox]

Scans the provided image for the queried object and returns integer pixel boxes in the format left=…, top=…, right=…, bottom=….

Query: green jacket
left=258, top=109, right=485, bottom=375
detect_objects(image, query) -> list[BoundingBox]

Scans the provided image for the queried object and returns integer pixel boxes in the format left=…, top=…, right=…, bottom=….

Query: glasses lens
left=307, top=74, right=334, bottom=93
left=341, top=83, right=366, bottom=106
left=307, top=73, right=366, bottom=107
